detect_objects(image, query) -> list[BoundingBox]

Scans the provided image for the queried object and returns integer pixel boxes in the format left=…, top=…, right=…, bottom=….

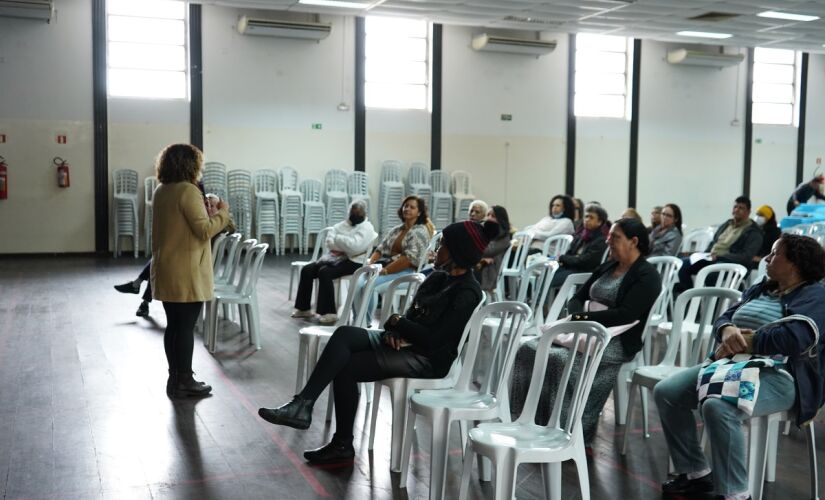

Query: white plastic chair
left=299, top=179, right=326, bottom=255
left=379, top=161, right=404, bottom=235
left=347, top=171, right=371, bottom=218
left=406, top=162, right=432, bottom=210
left=458, top=320, right=611, bottom=500
left=398, top=301, right=532, bottom=500
left=451, top=170, right=475, bottom=222
left=621, top=287, right=741, bottom=454
left=495, top=231, right=531, bottom=301
left=680, top=227, right=714, bottom=254
left=205, top=242, right=269, bottom=353
left=428, top=170, right=453, bottom=231
left=278, top=165, right=299, bottom=194
left=112, top=169, right=139, bottom=258
left=228, top=169, right=253, bottom=238
left=747, top=256, right=768, bottom=287
left=143, top=176, right=157, bottom=257
left=202, top=162, right=227, bottom=201
left=541, top=234, right=573, bottom=258
left=645, top=255, right=682, bottom=362
left=253, top=169, right=280, bottom=254
left=545, top=272, right=592, bottom=324
left=324, top=169, right=349, bottom=228
left=280, top=190, right=303, bottom=254
left=288, top=226, right=332, bottom=301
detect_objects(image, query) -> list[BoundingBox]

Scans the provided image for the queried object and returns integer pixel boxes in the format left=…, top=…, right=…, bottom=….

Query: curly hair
left=156, top=144, right=203, bottom=184
left=549, top=194, right=576, bottom=220
left=778, top=234, right=825, bottom=282
left=397, top=195, right=429, bottom=225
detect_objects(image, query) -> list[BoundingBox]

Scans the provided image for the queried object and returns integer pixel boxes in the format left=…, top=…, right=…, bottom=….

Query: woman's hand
left=383, top=332, right=406, bottom=351
left=217, top=199, right=229, bottom=211
left=383, top=313, right=402, bottom=330
left=715, top=324, right=748, bottom=358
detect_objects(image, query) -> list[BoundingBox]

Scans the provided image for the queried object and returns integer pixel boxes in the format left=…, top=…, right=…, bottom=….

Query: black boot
left=166, top=370, right=175, bottom=397
left=169, top=371, right=212, bottom=399
left=303, top=436, right=355, bottom=465
left=661, top=473, right=714, bottom=495
left=258, top=396, right=314, bottom=430
left=136, top=301, right=149, bottom=317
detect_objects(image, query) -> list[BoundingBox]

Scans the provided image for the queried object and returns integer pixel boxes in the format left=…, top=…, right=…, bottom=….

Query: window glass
left=365, top=16, right=429, bottom=110
left=574, top=34, right=631, bottom=118
left=752, top=48, right=797, bottom=125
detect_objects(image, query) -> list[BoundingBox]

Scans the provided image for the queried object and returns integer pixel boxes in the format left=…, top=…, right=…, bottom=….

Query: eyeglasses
left=661, top=212, right=675, bottom=218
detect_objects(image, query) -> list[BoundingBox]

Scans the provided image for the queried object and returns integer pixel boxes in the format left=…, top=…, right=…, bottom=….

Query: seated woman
left=475, top=205, right=513, bottom=294
left=649, top=203, right=683, bottom=257
left=258, top=220, right=499, bottom=464
left=654, top=234, right=825, bottom=500
left=509, top=218, right=660, bottom=444
left=621, top=207, right=643, bottom=222
left=572, top=197, right=584, bottom=232
left=753, top=204, right=781, bottom=265
left=291, top=200, right=378, bottom=324
left=467, top=199, right=489, bottom=222
left=356, top=195, right=430, bottom=326
left=526, top=194, right=576, bottom=252
left=549, top=203, right=610, bottom=287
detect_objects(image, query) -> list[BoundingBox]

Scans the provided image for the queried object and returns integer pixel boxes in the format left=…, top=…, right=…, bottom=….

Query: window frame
left=573, top=34, right=633, bottom=120
left=751, top=47, right=800, bottom=126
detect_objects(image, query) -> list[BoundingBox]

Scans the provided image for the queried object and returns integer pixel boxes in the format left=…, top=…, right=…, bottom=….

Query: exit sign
left=311, top=123, right=322, bottom=130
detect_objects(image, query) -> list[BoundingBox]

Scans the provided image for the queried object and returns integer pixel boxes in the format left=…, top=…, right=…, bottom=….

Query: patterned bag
left=696, top=354, right=788, bottom=415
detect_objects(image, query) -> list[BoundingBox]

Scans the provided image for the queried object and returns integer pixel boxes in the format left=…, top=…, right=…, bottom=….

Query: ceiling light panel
left=757, top=11, right=819, bottom=22
left=676, top=30, right=733, bottom=39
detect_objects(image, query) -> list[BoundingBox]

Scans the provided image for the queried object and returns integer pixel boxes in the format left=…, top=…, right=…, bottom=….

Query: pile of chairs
left=112, top=168, right=140, bottom=258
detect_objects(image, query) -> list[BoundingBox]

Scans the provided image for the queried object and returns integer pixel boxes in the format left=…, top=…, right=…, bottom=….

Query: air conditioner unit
left=471, top=33, right=556, bottom=56
left=667, top=48, right=744, bottom=68
left=0, top=0, right=53, bottom=21
left=237, top=16, right=331, bottom=40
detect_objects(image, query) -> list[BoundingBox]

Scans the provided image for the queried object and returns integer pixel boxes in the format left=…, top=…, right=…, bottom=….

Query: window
left=107, top=0, right=187, bottom=99
left=574, top=34, right=632, bottom=119
left=365, top=16, right=429, bottom=110
left=752, top=48, right=798, bottom=125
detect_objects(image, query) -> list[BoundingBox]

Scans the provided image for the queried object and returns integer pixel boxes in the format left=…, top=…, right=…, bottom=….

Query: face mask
left=755, top=215, right=766, bottom=226
left=551, top=212, right=564, bottom=219
left=349, top=213, right=365, bottom=225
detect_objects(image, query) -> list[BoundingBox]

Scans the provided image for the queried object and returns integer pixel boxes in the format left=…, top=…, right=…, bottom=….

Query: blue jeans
left=653, top=364, right=795, bottom=495
left=353, top=269, right=414, bottom=327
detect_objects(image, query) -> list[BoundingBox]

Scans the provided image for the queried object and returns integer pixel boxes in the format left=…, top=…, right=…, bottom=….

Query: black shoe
left=258, top=396, right=314, bottom=430
left=115, top=282, right=140, bottom=294
left=661, top=473, right=714, bottom=495
left=136, top=301, right=149, bottom=317
left=303, top=438, right=355, bottom=465
left=168, top=374, right=212, bottom=399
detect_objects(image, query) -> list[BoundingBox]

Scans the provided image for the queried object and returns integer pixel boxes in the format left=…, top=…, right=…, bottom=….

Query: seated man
left=676, top=196, right=763, bottom=292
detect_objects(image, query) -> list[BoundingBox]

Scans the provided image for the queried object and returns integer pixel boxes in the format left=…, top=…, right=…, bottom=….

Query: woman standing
left=151, top=144, right=229, bottom=399
left=649, top=203, right=683, bottom=256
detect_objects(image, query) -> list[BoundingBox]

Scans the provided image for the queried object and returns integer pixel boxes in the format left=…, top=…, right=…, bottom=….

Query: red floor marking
left=211, top=369, right=330, bottom=497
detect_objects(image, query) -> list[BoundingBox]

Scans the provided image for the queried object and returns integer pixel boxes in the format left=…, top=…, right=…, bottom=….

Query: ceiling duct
left=0, top=0, right=53, bottom=22
left=667, top=48, right=744, bottom=68
left=237, top=16, right=331, bottom=40
left=471, top=33, right=556, bottom=56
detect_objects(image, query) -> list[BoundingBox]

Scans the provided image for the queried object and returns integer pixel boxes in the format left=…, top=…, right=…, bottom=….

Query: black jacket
left=758, top=224, right=781, bottom=258
left=567, top=257, right=661, bottom=358
left=559, top=231, right=607, bottom=273
left=706, top=219, right=763, bottom=268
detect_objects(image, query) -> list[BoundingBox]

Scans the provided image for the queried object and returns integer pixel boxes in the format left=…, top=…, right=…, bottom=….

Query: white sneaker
left=291, top=309, right=313, bottom=319
left=318, top=314, right=338, bottom=325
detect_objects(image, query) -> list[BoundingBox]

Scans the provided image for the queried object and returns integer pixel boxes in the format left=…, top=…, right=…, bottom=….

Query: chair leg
left=572, top=441, right=591, bottom=500
left=399, top=411, right=417, bottom=486
left=766, top=420, right=778, bottom=482
left=541, top=462, right=562, bottom=500
left=641, top=386, right=650, bottom=438
left=296, top=336, right=308, bottom=393
left=428, top=411, right=451, bottom=500
left=492, top=455, right=517, bottom=500
left=614, top=371, right=629, bottom=426
left=389, top=381, right=409, bottom=472
left=368, top=383, right=382, bottom=451
left=207, top=299, right=220, bottom=353
left=621, top=382, right=638, bottom=455
left=804, top=422, right=819, bottom=500
left=457, top=441, right=475, bottom=500
left=748, top=416, right=770, bottom=500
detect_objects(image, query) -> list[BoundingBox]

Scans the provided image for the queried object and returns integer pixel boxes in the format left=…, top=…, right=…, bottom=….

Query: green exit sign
left=312, top=123, right=323, bottom=130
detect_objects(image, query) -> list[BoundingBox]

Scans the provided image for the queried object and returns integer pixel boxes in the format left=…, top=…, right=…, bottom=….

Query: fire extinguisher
left=0, top=156, right=7, bottom=200
left=54, top=157, right=70, bottom=188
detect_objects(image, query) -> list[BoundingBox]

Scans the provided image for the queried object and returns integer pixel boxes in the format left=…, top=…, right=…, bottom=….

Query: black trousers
left=294, top=259, right=360, bottom=315
left=162, top=302, right=203, bottom=374
left=138, top=260, right=153, bottom=302
left=299, top=326, right=429, bottom=442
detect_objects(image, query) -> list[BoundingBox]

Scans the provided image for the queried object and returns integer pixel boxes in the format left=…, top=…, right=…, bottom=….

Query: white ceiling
left=198, top=0, right=825, bottom=53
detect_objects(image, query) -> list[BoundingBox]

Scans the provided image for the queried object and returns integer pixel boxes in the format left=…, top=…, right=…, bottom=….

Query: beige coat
left=151, top=181, right=229, bottom=303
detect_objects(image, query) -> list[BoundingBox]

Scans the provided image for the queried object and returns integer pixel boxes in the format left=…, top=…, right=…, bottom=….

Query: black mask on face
left=349, top=212, right=365, bottom=225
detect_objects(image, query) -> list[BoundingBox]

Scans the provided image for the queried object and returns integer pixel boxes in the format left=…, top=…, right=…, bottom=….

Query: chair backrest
left=378, top=273, right=426, bottom=325
left=680, top=227, right=715, bottom=253
left=227, top=169, right=252, bottom=198
left=348, top=171, right=370, bottom=197
left=516, top=320, right=610, bottom=438
left=233, top=242, right=269, bottom=296
left=254, top=169, right=278, bottom=195
left=659, top=287, right=741, bottom=367
left=113, top=169, right=139, bottom=196
left=601, top=246, right=611, bottom=264
left=299, top=179, right=322, bottom=203
left=337, top=264, right=382, bottom=328
left=647, top=255, right=682, bottom=319
left=213, top=233, right=242, bottom=279
left=546, top=272, right=592, bottom=322
left=278, top=166, right=299, bottom=192
left=428, top=170, right=451, bottom=193
left=515, top=260, right=559, bottom=330
left=751, top=257, right=768, bottom=284
left=696, top=262, right=748, bottom=290
left=380, top=160, right=403, bottom=183
left=454, top=301, right=532, bottom=399
left=541, top=234, right=573, bottom=258
left=224, top=238, right=257, bottom=286
left=324, top=169, right=349, bottom=195
left=407, top=162, right=429, bottom=186
left=144, top=176, right=158, bottom=204
left=309, top=226, right=333, bottom=262
left=203, top=162, right=228, bottom=200
left=418, top=231, right=442, bottom=272
left=502, top=231, right=531, bottom=275
left=451, top=170, right=472, bottom=196
left=210, top=233, right=229, bottom=269
left=640, top=287, right=668, bottom=352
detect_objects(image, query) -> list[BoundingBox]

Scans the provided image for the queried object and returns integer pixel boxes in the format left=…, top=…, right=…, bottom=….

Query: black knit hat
left=441, top=220, right=500, bottom=268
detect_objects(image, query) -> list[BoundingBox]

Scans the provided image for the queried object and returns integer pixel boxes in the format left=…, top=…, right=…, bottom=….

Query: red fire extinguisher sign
left=54, top=157, right=70, bottom=188
left=0, top=156, right=7, bottom=200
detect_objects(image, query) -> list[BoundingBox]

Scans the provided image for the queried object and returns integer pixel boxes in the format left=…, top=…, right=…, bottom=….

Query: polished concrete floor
left=0, top=254, right=822, bottom=500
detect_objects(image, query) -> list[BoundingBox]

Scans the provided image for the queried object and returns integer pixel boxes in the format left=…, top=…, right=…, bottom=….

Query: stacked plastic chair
left=347, top=171, right=371, bottom=218
left=279, top=166, right=302, bottom=254
left=143, top=176, right=157, bottom=257
left=378, top=161, right=405, bottom=237
left=428, top=170, right=453, bottom=231
left=299, top=179, right=325, bottom=255
left=112, top=168, right=140, bottom=258
left=405, top=162, right=432, bottom=211
left=227, top=169, right=253, bottom=238
left=324, top=169, right=349, bottom=227
left=202, top=162, right=228, bottom=201
left=253, top=169, right=280, bottom=255
left=450, top=170, right=475, bottom=222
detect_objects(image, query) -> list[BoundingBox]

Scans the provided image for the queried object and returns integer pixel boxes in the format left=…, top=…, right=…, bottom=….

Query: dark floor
left=0, top=254, right=822, bottom=500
